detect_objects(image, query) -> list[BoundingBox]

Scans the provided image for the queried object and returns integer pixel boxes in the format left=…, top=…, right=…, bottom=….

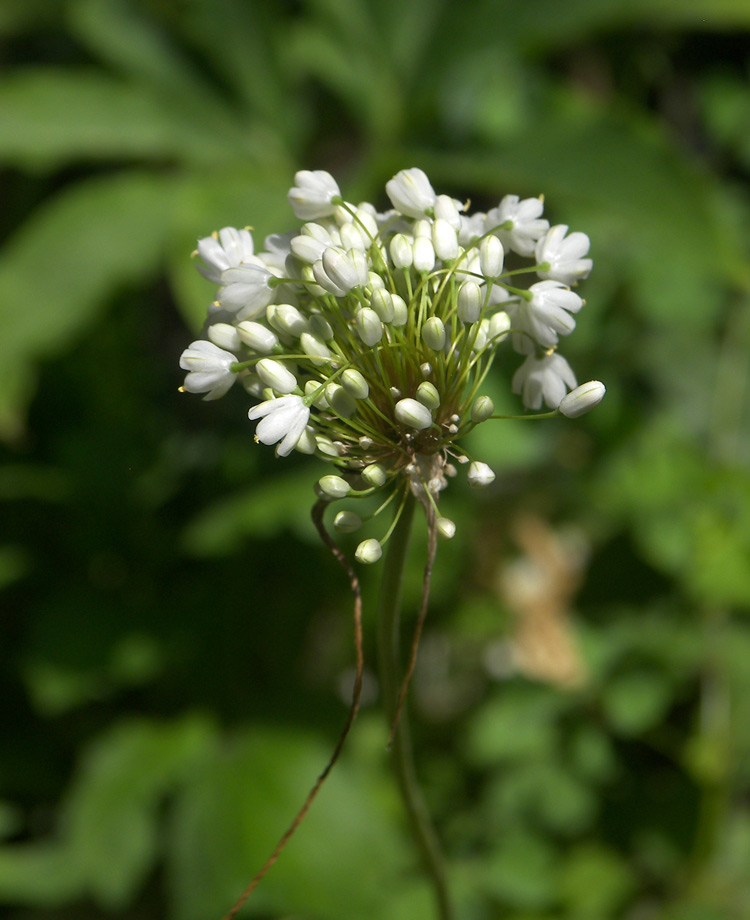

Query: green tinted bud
left=390, top=233, right=413, bottom=269
left=237, top=321, right=278, bottom=353
left=489, top=311, right=510, bottom=341
left=326, top=382, right=357, bottom=417
left=315, top=436, right=340, bottom=458
left=370, top=288, right=395, bottom=323
left=457, top=281, right=482, bottom=323
left=257, top=358, right=298, bottom=394
left=300, top=331, right=331, bottom=365
left=362, top=464, right=387, bottom=487
left=334, top=511, right=363, bottom=533
left=479, top=235, right=504, bottom=278
left=295, top=427, right=317, bottom=454
left=416, top=381, right=440, bottom=410
left=391, top=294, right=408, bottom=326
left=318, top=474, right=350, bottom=499
left=422, top=316, right=446, bottom=351
left=355, top=308, right=383, bottom=346
left=471, top=395, right=494, bottom=423
left=308, top=312, right=333, bottom=341
left=355, top=538, right=382, bottom=564
left=395, top=398, right=432, bottom=430
left=436, top=517, right=456, bottom=539
left=341, top=368, right=369, bottom=399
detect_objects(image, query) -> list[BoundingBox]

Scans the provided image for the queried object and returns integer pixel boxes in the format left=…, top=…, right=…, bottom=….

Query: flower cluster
left=180, top=168, right=604, bottom=558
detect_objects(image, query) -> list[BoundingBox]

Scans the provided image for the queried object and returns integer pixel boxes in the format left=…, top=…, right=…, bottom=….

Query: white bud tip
left=436, top=517, right=456, bottom=539
left=559, top=380, right=606, bottom=417
left=467, top=460, right=495, bottom=488
left=355, top=538, right=383, bottom=564
left=394, top=398, right=433, bottom=431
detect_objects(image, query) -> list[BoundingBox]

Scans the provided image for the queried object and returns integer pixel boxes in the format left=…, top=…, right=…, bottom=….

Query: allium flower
left=385, top=168, right=436, bottom=218
left=195, top=227, right=255, bottom=283
left=180, top=168, right=603, bottom=549
left=512, top=352, right=578, bottom=410
left=179, top=340, right=237, bottom=400
left=248, top=395, right=310, bottom=456
left=514, top=280, right=583, bottom=349
left=535, top=225, right=593, bottom=285
left=288, top=170, right=342, bottom=220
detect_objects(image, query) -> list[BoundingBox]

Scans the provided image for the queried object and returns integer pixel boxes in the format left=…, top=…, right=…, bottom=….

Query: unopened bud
left=467, top=460, right=495, bottom=488
left=237, top=321, right=278, bottom=353
left=471, top=395, right=495, bottom=423
left=334, top=510, right=363, bottom=533
left=395, top=398, right=433, bottom=430
left=325, top=383, right=357, bottom=417
left=436, top=517, right=457, bottom=539
left=370, top=288, right=395, bottom=323
left=413, top=236, right=436, bottom=273
left=318, top=474, right=350, bottom=499
left=559, top=380, right=606, bottom=417
left=391, top=294, right=408, bottom=326
left=256, top=358, right=298, bottom=394
left=355, top=308, right=383, bottom=346
left=489, top=311, right=510, bottom=341
left=416, top=381, right=441, bottom=410
left=207, top=322, right=242, bottom=351
left=362, top=464, right=387, bottom=487
left=390, top=233, right=413, bottom=269
left=432, top=218, right=459, bottom=261
left=355, top=538, right=382, bottom=564
left=422, top=316, right=446, bottom=351
left=479, top=235, right=504, bottom=278
left=341, top=368, right=370, bottom=399
left=458, top=281, right=482, bottom=323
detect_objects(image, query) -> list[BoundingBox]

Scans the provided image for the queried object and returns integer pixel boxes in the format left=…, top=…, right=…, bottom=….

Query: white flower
left=535, top=225, right=592, bottom=285
left=487, top=195, right=549, bottom=257
left=217, top=265, right=276, bottom=320
left=180, top=340, right=237, bottom=400
left=559, top=380, right=606, bottom=417
left=248, top=395, right=310, bottom=456
left=515, top=280, right=583, bottom=349
left=386, top=168, right=436, bottom=218
left=467, top=461, right=495, bottom=488
left=288, top=170, right=341, bottom=220
left=195, top=227, right=255, bottom=283
left=512, top=352, right=578, bottom=410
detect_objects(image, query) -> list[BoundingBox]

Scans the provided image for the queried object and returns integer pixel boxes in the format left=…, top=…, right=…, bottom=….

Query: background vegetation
left=1, top=0, right=750, bottom=918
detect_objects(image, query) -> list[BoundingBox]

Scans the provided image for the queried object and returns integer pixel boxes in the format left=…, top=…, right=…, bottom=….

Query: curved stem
left=377, top=492, right=453, bottom=920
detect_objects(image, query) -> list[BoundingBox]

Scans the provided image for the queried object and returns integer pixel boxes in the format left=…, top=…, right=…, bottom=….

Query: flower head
left=180, top=168, right=603, bottom=554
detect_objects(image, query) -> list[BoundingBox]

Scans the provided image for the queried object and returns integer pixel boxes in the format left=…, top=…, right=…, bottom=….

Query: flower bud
left=273, top=303, right=308, bottom=337
left=436, top=517, right=457, bottom=539
left=300, top=331, right=332, bottom=365
left=434, top=194, right=462, bottom=230
left=391, top=294, right=408, bottom=326
left=341, top=368, right=370, bottom=399
left=339, top=221, right=366, bottom=251
left=318, top=474, right=351, bottom=499
left=356, top=308, right=383, bottom=346
left=290, top=234, right=328, bottom=264
left=207, top=322, right=242, bottom=351
left=304, top=379, right=328, bottom=409
left=355, top=538, right=383, bottom=564
left=467, top=460, right=495, bottom=488
left=395, top=398, right=433, bottom=430
left=334, top=511, right=363, bottom=533
left=237, top=321, right=279, bottom=353
left=370, top=288, right=395, bottom=323
left=422, top=316, right=446, bottom=351
left=386, top=167, right=436, bottom=218
left=390, top=233, right=413, bottom=269
left=420, top=362, right=432, bottom=377
left=458, top=281, right=482, bottom=323
left=416, top=381, right=440, bottom=410
left=559, top=380, right=606, bottom=417
left=480, top=235, right=504, bottom=278
left=325, top=383, right=357, bottom=417
left=432, top=218, right=459, bottom=261
left=315, top=436, right=340, bottom=458
left=489, top=311, right=510, bottom=341
left=308, top=312, right=334, bottom=341
left=256, top=358, right=298, bottom=394
left=471, top=395, right=495, bottom=423
left=362, top=463, right=387, bottom=487
left=413, top=236, right=436, bottom=274
left=472, top=319, right=489, bottom=351
left=294, top=426, right=317, bottom=454
left=288, top=170, right=341, bottom=220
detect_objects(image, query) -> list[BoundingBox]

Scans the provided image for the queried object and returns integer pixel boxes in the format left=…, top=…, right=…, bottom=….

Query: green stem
left=377, top=492, right=453, bottom=920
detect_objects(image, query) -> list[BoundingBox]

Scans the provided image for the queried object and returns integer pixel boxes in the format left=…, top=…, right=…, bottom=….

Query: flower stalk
left=377, top=492, right=453, bottom=920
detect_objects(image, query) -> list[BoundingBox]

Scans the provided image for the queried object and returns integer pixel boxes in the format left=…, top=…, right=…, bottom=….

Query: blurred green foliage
left=1, top=0, right=750, bottom=918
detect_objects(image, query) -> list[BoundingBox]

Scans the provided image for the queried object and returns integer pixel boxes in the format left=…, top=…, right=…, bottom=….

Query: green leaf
left=0, top=716, right=217, bottom=908
left=602, top=670, right=673, bottom=736
left=0, top=69, right=208, bottom=170
left=0, top=170, right=177, bottom=436
left=558, top=842, right=635, bottom=918
left=167, top=725, right=410, bottom=920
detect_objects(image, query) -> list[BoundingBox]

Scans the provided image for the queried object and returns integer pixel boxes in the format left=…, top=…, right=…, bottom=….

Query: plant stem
left=377, top=491, right=453, bottom=920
